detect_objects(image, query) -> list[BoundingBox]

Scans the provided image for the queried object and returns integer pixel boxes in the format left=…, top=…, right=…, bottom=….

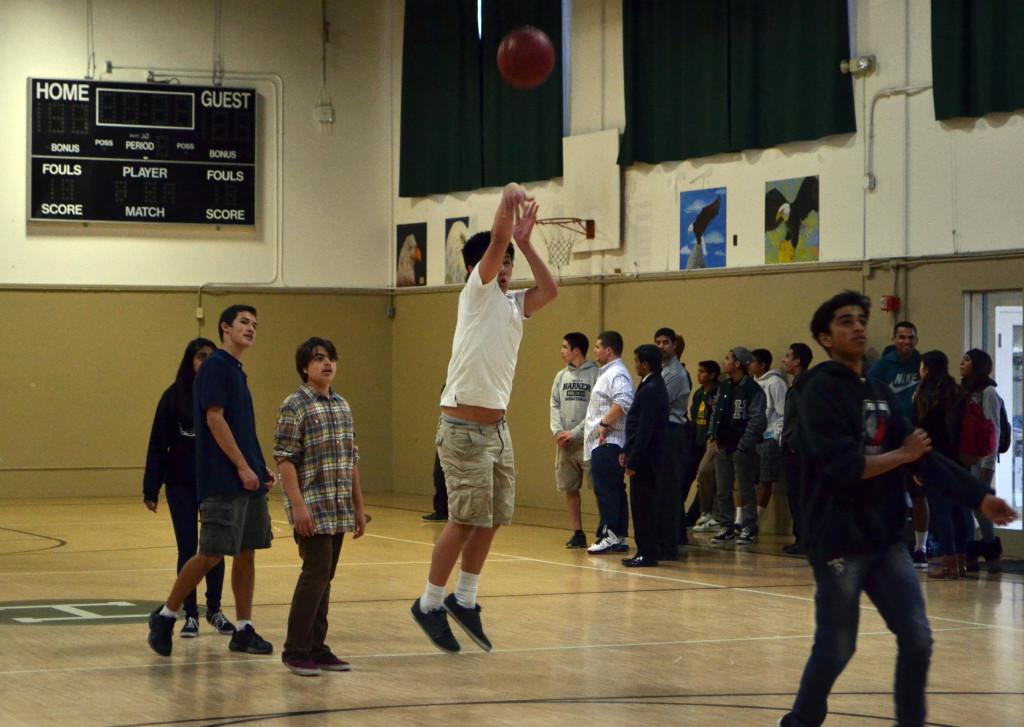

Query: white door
left=993, top=305, right=1022, bottom=525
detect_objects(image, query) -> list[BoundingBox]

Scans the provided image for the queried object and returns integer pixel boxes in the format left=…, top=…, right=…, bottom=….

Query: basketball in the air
left=497, top=26, right=555, bottom=90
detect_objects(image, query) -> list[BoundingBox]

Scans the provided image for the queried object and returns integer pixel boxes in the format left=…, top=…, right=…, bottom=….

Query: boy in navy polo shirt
left=147, top=304, right=276, bottom=657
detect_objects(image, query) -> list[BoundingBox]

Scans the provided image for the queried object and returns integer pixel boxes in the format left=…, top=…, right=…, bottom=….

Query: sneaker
left=693, top=517, right=722, bottom=533
left=443, top=593, right=492, bottom=652
left=421, top=511, right=447, bottom=521
left=565, top=531, right=587, bottom=549
left=782, top=541, right=806, bottom=555
left=314, top=653, right=352, bottom=672
left=282, top=655, right=321, bottom=676
left=410, top=598, right=460, bottom=653
left=776, top=715, right=794, bottom=727
left=180, top=615, right=199, bottom=638
left=206, top=610, right=236, bottom=635
left=736, top=526, right=758, bottom=546
left=147, top=608, right=175, bottom=657
left=589, top=532, right=618, bottom=557
left=912, top=549, right=929, bottom=569
left=690, top=513, right=710, bottom=531
left=610, top=540, right=630, bottom=553
left=710, top=525, right=737, bottom=545
left=229, top=625, right=273, bottom=654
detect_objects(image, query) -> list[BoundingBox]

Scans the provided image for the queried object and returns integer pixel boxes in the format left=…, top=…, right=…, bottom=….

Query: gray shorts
left=436, top=416, right=515, bottom=528
left=555, top=441, right=590, bottom=492
left=756, top=439, right=782, bottom=483
left=199, top=494, right=273, bottom=557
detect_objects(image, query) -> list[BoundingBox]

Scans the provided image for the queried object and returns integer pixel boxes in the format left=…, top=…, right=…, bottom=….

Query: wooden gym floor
left=0, top=493, right=1021, bottom=726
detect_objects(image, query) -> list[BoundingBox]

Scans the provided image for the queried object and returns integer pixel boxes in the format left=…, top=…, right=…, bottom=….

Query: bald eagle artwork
left=679, top=188, right=727, bottom=270
left=444, top=217, right=470, bottom=284
left=395, top=223, right=427, bottom=287
left=764, top=176, right=819, bottom=264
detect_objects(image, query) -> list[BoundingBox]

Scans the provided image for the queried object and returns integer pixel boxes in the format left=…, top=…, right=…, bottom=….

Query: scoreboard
left=28, top=78, right=256, bottom=225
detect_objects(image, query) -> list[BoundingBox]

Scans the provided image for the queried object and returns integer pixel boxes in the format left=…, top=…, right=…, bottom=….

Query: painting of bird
left=680, top=188, right=727, bottom=270
left=765, top=176, right=819, bottom=263
left=396, top=227, right=425, bottom=287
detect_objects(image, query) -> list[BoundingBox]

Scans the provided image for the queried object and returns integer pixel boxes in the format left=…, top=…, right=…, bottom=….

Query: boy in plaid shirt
left=274, top=337, right=366, bottom=676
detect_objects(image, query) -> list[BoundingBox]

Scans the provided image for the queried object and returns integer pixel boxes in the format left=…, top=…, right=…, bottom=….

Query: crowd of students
left=546, top=317, right=1012, bottom=574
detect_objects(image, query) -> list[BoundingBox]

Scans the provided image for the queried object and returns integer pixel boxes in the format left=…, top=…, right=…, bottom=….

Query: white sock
left=236, top=619, right=252, bottom=630
left=454, top=570, right=480, bottom=609
left=419, top=582, right=446, bottom=612
left=159, top=605, right=178, bottom=619
left=915, top=531, right=928, bottom=551
left=734, top=511, right=742, bottom=524
left=757, top=506, right=766, bottom=520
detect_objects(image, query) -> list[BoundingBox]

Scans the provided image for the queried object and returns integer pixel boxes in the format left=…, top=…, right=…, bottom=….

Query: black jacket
left=624, top=373, right=669, bottom=474
left=709, top=374, right=766, bottom=453
left=143, top=384, right=198, bottom=501
left=780, top=374, right=803, bottom=453
left=797, top=361, right=989, bottom=562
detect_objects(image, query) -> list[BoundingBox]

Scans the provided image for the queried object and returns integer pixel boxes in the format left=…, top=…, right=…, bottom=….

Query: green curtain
left=619, top=0, right=730, bottom=166
left=399, top=0, right=481, bottom=198
left=619, top=0, right=855, bottom=165
left=729, top=0, right=855, bottom=151
left=480, top=0, right=563, bottom=187
left=931, top=0, right=1024, bottom=120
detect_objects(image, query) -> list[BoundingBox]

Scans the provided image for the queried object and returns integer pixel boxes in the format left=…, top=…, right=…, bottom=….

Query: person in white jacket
left=550, top=333, right=599, bottom=548
left=750, top=349, right=788, bottom=522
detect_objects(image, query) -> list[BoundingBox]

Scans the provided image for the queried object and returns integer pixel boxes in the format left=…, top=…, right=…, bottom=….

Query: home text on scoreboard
left=28, top=78, right=257, bottom=225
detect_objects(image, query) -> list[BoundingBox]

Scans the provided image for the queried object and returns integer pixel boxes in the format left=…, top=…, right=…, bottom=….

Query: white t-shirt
left=439, top=266, right=528, bottom=410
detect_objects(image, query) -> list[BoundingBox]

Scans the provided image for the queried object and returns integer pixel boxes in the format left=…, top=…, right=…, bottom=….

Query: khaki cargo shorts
left=199, top=493, right=273, bottom=557
left=555, top=440, right=590, bottom=492
left=436, top=416, right=515, bottom=527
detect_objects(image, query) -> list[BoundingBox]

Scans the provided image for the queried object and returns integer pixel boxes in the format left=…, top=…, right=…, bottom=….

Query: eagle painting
left=764, top=176, right=819, bottom=264
left=395, top=224, right=426, bottom=287
left=680, top=188, right=726, bottom=270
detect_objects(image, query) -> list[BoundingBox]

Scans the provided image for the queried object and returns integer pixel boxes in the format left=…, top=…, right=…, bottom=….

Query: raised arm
left=514, top=200, right=559, bottom=316
left=478, top=183, right=529, bottom=285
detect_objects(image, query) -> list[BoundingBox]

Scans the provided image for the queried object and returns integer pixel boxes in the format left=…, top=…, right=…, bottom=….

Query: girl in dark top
left=143, top=338, right=233, bottom=637
left=912, top=351, right=968, bottom=579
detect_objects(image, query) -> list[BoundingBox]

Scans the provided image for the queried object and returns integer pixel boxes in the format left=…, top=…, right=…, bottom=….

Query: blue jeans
left=166, top=484, right=225, bottom=618
left=789, top=543, right=933, bottom=727
left=590, top=444, right=628, bottom=538
left=926, top=490, right=970, bottom=555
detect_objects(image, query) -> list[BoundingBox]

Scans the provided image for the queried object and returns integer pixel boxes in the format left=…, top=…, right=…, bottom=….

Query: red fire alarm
left=880, top=295, right=901, bottom=313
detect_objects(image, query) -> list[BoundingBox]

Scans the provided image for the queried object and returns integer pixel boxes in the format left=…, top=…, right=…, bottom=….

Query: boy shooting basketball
left=411, top=183, right=558, bottom=653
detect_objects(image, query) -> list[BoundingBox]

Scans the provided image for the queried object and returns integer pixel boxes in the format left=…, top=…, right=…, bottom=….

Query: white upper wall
left=392, top=0, right=1024, bottom=284
left=0, top=0, right=392, bottom=288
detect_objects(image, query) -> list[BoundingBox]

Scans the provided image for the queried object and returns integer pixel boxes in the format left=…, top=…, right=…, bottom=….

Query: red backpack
left=959, top=395, right=996, bottom=465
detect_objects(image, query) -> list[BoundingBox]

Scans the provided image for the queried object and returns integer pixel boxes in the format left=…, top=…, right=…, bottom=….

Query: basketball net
left=536, top=218, right=592, bottom=279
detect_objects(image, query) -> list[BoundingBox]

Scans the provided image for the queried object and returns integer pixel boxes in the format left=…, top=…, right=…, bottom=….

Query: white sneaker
left=588, top=534, right=619, bottom=554
left=692, top=517, right=721, bottom=533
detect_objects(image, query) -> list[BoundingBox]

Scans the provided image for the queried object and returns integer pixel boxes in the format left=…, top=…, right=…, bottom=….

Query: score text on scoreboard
left=28, top=78, right=257, bottom=225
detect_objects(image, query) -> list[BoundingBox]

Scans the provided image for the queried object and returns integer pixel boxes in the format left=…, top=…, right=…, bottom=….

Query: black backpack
left=998, top=399, right=1011, bottom=455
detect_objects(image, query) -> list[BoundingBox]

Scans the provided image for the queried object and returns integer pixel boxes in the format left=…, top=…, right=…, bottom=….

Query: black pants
left=659, top=423, right=690, bottom=553
left=166, top=483, right=224, bottom=618
left=783, top=449, right=802, bottom=542
left=629, top=468, right=658, bottom=559
left=432, top=451, right=448, bottom=517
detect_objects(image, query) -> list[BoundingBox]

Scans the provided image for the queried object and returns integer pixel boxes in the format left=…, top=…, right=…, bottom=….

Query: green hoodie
left=867, top=345, right=920, bottom=420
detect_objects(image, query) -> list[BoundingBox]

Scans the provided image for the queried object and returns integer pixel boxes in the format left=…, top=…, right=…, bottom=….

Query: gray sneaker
left=180, top=615, right=200, bottom=638
left=206, top=610, right=236, bottom=635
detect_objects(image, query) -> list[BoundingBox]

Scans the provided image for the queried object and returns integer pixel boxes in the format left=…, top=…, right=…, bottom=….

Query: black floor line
left=0, top=526, right=67, bottom=556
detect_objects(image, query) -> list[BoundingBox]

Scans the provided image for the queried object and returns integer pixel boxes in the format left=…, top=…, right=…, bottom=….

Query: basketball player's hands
left=293, top=503, right=315, bottom=537
left=144, top=500, right=158, bottom=513
left=513, top=200, right=539, bottom=246
left=353, top=508, right=367, bottom=539
left=238, top=464, right=260, bottom=491
left=555, top=431, right=573, bottom=448
left=501, top=182, right=531, bottom=214
left=900, top=429, right=932, bottom=464
left=264, top=468, right=277, bottom=490
left=598, top=427, right=607, bottom=445
left=979, top=494, right=1018, bottom=526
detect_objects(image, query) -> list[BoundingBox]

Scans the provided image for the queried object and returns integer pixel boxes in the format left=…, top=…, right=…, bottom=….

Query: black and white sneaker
left=411, top=598, right=461, bottom=653
left=180, top=615, right=199, bottom=638
left=443, top=594, right=492, bottom=651
left=229, top=625, right=273, bottom=654
left=912, top=549, right=929, bottom=569
left=735, top=526, right=758, bottom=546
left=710, top=525, right=737, bottom=545
left=147, top=608, right=175, bottom=657
left=206, top=610, right=236, bottom=635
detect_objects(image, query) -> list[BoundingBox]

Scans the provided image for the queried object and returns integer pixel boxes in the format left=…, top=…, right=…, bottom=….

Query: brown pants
left=283, top=532, right=344, bottom=660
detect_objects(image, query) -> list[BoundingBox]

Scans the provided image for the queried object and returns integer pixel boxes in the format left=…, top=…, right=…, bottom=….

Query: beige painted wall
left=0, top=289, right=392, bottom=499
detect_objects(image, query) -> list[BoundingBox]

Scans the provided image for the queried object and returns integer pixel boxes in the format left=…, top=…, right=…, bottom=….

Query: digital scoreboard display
left=28, top=78, right=256, bottom=225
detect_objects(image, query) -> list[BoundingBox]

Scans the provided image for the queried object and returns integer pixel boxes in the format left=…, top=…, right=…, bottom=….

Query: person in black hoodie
left=143, top=338, right=233, bottom=638
left=619, top=344, right=669, bottom=567
left=777, top=291, right=1016, bottom=727
left=707, top=347, right=766, bottom=545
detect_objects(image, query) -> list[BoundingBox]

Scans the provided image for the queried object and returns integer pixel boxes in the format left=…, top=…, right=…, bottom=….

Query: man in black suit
left=620, top=344, right=670, bottom=567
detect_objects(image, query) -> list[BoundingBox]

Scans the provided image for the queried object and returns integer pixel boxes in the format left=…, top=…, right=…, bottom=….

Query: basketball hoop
left=536, top=217, right=594, bottom=279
